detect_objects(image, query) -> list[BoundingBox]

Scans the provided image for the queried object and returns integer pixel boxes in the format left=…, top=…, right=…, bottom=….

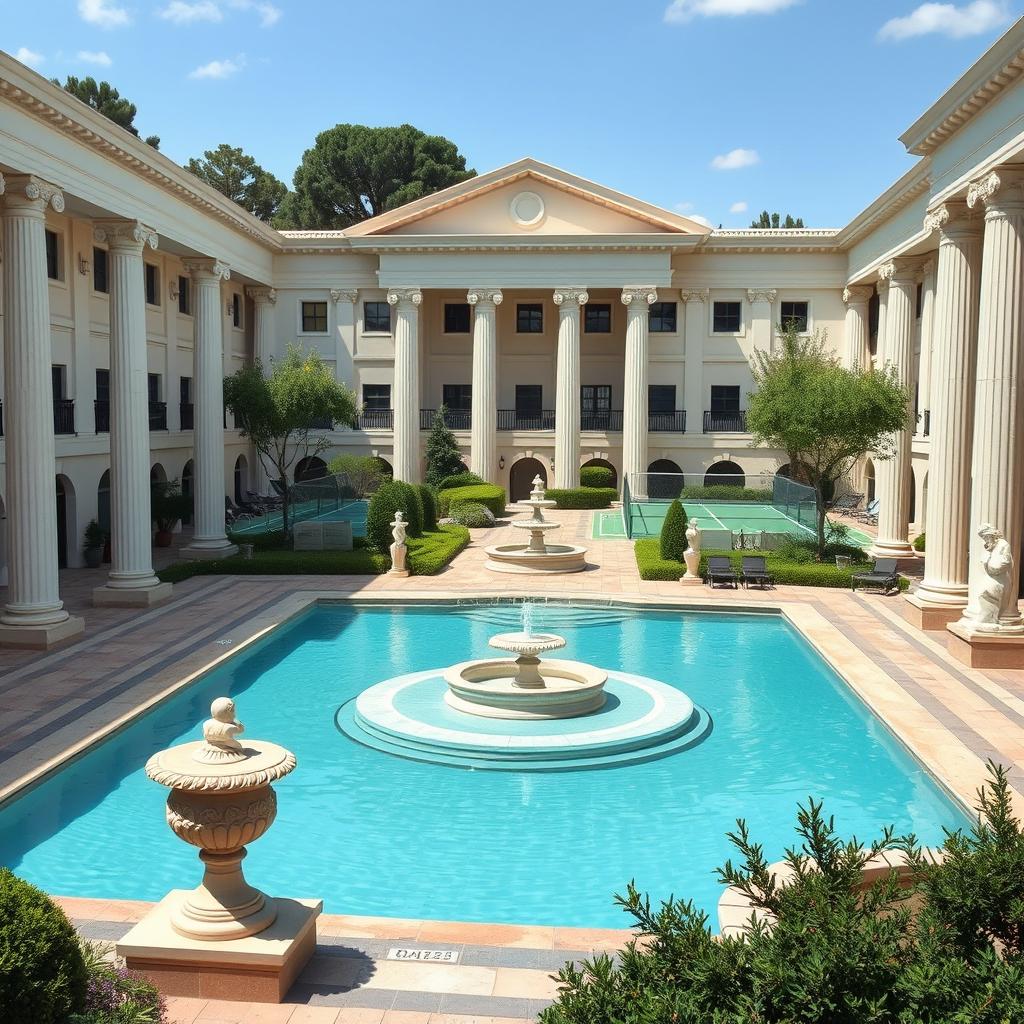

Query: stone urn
left=144, top=697, right=296, bottom=941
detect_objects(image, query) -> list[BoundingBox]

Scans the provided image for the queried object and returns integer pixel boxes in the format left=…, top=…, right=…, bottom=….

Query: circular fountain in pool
left=336, top=606, right=711, bottom=770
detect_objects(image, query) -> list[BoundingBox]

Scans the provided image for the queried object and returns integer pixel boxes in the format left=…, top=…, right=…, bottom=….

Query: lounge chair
left=851, top=558, right=900, bottom=594
left=831, top=492, right=864, bottom=515
left=741, top=555, right=774, bottom=589
left=852, top=497, right=879, bottom=523
left=705, top=556, right=739, bottom=588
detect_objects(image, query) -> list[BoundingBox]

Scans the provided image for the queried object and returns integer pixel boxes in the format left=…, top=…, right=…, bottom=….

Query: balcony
left=357, top=409, right=394, bottom=430
left=54, top=398, right=75, bottom=435
left=649, top=410, right=686, bottom=432
left=498, top=409, right=556, bottom=431
left=580, top=409, right=623, bottom=432
left=95, top=399, right=110, bottom=433
left=149, top=401, right=167, bottom=431
left=703, top=410, right=747, bottom=433
left=180, top=402, right=194, bottom=430
left=421, top=408, right=471, bottom=430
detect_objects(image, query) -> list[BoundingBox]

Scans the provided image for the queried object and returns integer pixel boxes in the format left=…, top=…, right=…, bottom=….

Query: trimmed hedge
left=660, top=498, right=687, bottom=561
left=681, top=485, right=774, bottom=502
left=437, top=471, right=483, bottom=491
left=580, top=465, right=615, bottom=488
left=438, top=483, right=506, bottom=517
left=417, top=484, right=438, bottom=532
left=635, top=539, right=690, bottom=581
left=366, top=480, right=423, bottom=553
left=449, top=501, right=495, bottom=528
left=407, top=525, right=470, bottom=575
left=547, top=487, right=617, bottom=509
left=913, top=531, right=926, bottom=552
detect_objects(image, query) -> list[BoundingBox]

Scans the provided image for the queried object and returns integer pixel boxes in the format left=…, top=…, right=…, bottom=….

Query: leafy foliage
left=750, top=210, right=805, bottom=228
left=580, top=465, right=615, bottom=489
left=150, top=478, right=191, bottom=533
left=328, top=454, right=387, bottom=497
left=681, top=485, right=773, bottom=502
left=437, top=471, right=484, bottom=491
left=914, top=532, right=926, bottom=552
left=186, top=144, right=287, bottom=221
left=424, top=408, right=468, bottom=488
left=366, top=479, right=423, bottom=555
left=659, top=498, right=688, bottom=561
left=53, top=76, right=159, bottom=148
left=416, top=484, right=438, bottom=532
left=406, top=525, right=470, bottom=574
left=0, top=868, right=89, bottom=1024
left=437, top=484, right=505, bottom=517
left=276, top=123, right=475, bottom=229
left=70, top=941, right=165, bottom=1024
left=449, top=501, right=495, bottom=528
left=547, top=487, right=617, bottom=509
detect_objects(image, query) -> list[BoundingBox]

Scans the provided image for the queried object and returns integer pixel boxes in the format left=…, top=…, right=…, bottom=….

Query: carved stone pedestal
left=902, top=594, right=963, bottom=631
left=946, top=620, right=1024, bottom=668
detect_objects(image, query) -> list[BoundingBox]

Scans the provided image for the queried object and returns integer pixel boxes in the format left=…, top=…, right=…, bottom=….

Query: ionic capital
left=246, top=286, right=277, bottom=305
left=93, top=219, right=158, bottom=255
left=329, top=288, right=357, bottom=304
left=679, top=288, right=709, bottom=304
left=467, top=288, right=503, bottom=306
left=967, top=168, right=1024, bottom=212
left=746, top=287, right=777, bottom=305
left=620, top=286, right=658, bottom=307
left=183, top=258, right=231, bottom=281
left=879, top=258, right=920, bottom=290
left=386, top=287, right=422, bottom=307
left=2, top=174, right=64, bottom=215
left=842, top=285, right=873, bottom=307
left=553, top=287, right=588, bottom=307
left=923, top=204, right=950, bottom=234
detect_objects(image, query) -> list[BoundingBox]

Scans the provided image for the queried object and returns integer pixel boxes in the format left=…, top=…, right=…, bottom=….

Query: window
left=713, top=301, right=742, bottom=333
left=584, top=303, right=611, bottom=333
left=649, top=384, right=676, bottom=415
left=231, top=293, right=242, bottom=329
left=45, top=230, right=60, bottom=280
left=444, top=303, right=471, bottom=333
left=178, top=276, right=190, bottom=315
left=915, top=283, right=923, bottom=320
left=364, top=301, right=391, bottom=333
left=780, top=300, right=809, bottom=333
left=515, top=384, right=542, bottom=416
left=516, top=303, right=543, bottom=333
left=362, top=384, right=391, bottom=410
left=180, top=376, right=192, bottom=404
left=144, top=263, right=160, bottom=306
left=93, top=247, right=109, bottom=293
left=148, top=373, right=161, bottom=403
left=649, top=301, right=677, bottom=333
left=868, top=291, right=879, bottom=356
left=710, top=385, right=741, bottom=413
left=96, top=368, right=110, bottom=402
left=52, top=365, right=67, bottom=401
left=301, top=300, right=328, bottom=333
left=581, top=385, right=611, bottom=415
left=442, top=384, right=472, bottom=411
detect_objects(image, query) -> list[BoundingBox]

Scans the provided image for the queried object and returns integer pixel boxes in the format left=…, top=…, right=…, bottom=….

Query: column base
left=0, top=615, right=85, bottom=649
left=902, top=594, right=965, bottom=631
left=93, top=582, right=173, bottom=608
left=180, top=542, right=239, bottom=562
left=117, top=890, right=321, bottom=1003
left=680, top=575, right=704, bottom=587
left=946, top=620, right=1024, bottom=668
left=869, top=539, right=916, bottom=559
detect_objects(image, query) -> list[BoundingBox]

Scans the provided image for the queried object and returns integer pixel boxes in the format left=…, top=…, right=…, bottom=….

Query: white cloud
left=878, top=1, right=1010, bottom=41
left=711, top=148, right=760, bottom=171
left=158, top=1, right=223, bottom=24
left=688, top=213, right=714, bottom=228
left=227, top=0, right=282, bottom=26
left=15, top=47, right=44, bottom=68
left=188, top=55, right=245, bottom=79
left=77, top=49, right=112, bottom=66
left=674, top=201, right=696, bottom=212
left=729, top=200, right=749, bottom=213
left=77, top=0, right=131, bottom=28
left=665, top=0, right=799, bottom=23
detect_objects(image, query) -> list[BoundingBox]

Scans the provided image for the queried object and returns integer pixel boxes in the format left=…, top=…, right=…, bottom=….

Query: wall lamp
left=499, top=455, right=505, bottom=470
left=77, top=254, right=90, bottom=276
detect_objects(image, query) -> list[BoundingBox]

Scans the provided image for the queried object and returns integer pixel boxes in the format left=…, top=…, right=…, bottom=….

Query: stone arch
left=509, top=455, right=548, bottom=502
left=372, top=456, right=393, bottom=481
left=150, top=463, right=167, bottom=486
left=97, top=469, right=112, bottom=534
left=580, top=457, right=617, bottom=488
left=865, top=458, right=876, bottom=504
left=55, top=474, right=76, bottom=570
left=295, top=456, right=328, bottom=482
left=704, top=460, right=745, bottom=488
left=234, top=454, right=249, bottom=503
left=646, top=459, right=683, bottom=500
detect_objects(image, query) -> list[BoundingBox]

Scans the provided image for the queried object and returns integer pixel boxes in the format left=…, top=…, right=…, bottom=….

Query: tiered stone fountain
left=484, top=476, right=587, bottom=574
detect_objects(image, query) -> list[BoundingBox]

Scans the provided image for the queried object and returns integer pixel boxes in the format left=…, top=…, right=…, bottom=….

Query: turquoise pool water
left=0, top=603, right=967, bottom=927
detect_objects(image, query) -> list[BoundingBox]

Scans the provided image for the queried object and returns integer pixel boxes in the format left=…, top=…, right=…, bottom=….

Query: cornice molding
left=93, top=219, right=158, bottom=253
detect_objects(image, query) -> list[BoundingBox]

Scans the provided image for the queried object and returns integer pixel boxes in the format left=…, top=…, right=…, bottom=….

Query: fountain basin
left=484, top=543, right=588, bottom=574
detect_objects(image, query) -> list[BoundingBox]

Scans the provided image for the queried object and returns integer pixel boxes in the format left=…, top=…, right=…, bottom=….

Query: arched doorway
left=909, top=468, right=917, bottom=524
left=55, top=475, right=75, bottom=569
left=704, top=460, right=745, bottom=488
left=295, top=456, right=328, bottom=482
left=234, top=454, right=249, bottom=503
left=865, top=459, right=876, bottom=504
left=646, top=459, right=683, bottom=500
left=181, top=460, right=194, bottom=526
left=372, top=457, right=392, bottom=484
left=510, top=457, right=547, bottom=502
left=0, top=494, right=7, bottom=586
left=97, top=469, right=111, bottom=534
left=150, top=463, right=167, bottom=488
left=581, top=458, right=617, bottom=488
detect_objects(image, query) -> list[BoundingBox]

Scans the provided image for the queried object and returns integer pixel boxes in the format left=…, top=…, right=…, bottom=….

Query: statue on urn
left=974, top=524, right=1019, bottom=631
left=683, top=518, right=702, bottom=581
left=194, top=697, right=246, bottom=763
left=389, top=510, right=409, bottom=577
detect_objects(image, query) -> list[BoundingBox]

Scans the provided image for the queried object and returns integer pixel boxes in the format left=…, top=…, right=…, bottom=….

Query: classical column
left=905, top=206, right=981, bottom=628
left=948, top=170, right=1024, bottom=664
left=0, top=174, right=84, bottom=647
left=387, top=288, right=422, bottom=483
left=681, top=290, right=708, bottom=435
left=181, top=259, right=237, bottom=559
left=468, top=288, right=502, bottom=481
left=92, top=220, right=172, bottom=607
left=871, top=260, right=916, bottom=558
left=246, top=286, right=277, bottom=495
left=916, top=259, right=937, bottom=437
left=842, top=286, right=872, bottom=368
left=746, top=288, right=777, bottom=356
left=621, top=287, right=658, bottom=494
left=553, top=288, right=587, bottom=489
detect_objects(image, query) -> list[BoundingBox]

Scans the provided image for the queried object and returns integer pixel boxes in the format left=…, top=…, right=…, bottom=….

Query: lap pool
left=0, top=602, right=968, bottom=928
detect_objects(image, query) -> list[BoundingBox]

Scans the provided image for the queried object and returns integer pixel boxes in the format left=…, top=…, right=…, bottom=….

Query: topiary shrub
left=0, top=868, right=89, bottom=1024
left=416, top=484, right=438, bottom=532
left=437, top=471, right=484, bottom=491
left=438, top=483, right=505, bottom=518
left=366, top=479, right=422, bottom=554
left=394, top=481, right=423, bottom=537
left=580, top=465, right=615, bottom=489
left=660, top=498, right=688, bottom=561
left=449, top=501, right=496, bottom=528
left=547, top=487, right=617, bottom=509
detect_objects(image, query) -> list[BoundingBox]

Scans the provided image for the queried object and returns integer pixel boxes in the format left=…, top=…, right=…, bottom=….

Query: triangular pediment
left=345, top=158, right=708, bottom=237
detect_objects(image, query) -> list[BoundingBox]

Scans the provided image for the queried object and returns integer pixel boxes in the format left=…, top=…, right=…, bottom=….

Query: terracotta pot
left=155, top=529, right=174, bottom=547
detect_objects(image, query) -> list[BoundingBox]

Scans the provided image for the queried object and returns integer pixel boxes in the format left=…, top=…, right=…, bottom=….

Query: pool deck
left=2, top=507, right=1023, bottom=1022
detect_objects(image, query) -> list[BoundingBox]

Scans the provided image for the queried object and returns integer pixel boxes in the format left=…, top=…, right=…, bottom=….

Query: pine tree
left=424, top=407, right=466, bottom=487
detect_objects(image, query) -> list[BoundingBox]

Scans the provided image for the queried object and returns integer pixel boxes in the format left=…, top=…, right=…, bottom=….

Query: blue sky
left=5, top=0, right=1020, bottom=227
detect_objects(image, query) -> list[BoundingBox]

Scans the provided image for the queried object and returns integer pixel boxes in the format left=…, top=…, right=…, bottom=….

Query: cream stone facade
left=4, top=20, right=1024, bottom=654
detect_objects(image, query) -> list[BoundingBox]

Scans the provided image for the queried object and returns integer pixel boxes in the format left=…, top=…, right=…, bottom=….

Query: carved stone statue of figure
left=389, top=510, right=409, bottom=577
left=682, top=518, right=702, bottom=582
left=975, top=523, right=1018, bottom=630
left=195, top=697, right=245, bottom=762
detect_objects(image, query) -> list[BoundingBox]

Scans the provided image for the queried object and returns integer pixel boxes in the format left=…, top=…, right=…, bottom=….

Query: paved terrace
left=2, top=508, right=1023, bottom=1023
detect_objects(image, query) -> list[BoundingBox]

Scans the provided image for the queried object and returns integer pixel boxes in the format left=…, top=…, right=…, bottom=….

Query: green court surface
left=231, top=498, right=369, bottom=537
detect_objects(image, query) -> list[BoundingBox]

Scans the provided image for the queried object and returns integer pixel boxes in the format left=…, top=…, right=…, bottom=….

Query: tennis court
left=231, top=497, right=368, bottom=537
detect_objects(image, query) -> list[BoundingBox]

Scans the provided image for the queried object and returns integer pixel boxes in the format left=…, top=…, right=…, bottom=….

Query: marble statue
left=975, top=523, right=1017, bottom=630
left=200, top=697, right=244, bottom=754
left=683, top=518, right=702, bottom=581
left=389, top=510, right=409, bottom=577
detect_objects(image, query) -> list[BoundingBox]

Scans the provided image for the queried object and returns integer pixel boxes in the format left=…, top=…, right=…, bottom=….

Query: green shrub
left=913, top=531, right=926, bottom=552
left=634, top=538, right=684, bottom=581
left=659, top=498, right=687, bottom=561
left=327, top=454, right=385, bottom=497
left=159, top=547, right=388, bottom=582
left=680, top=484, right=774, bottom=502
left=416, top=484, right=438, bottom=532
left=449, top=501, right=495, bottom=528
left=438, top=483, right=505, bottom=517
left=407, top=525, right=470, bottom=575
left=580, top=465, right=615, bottom=489
left=424, top=408, right=467, bottom=487
left=71, top=940, right=165, bottom=1024
left=396, top=481, right=424, bottom=537
left=366, top=480, right=423, bottom=552
left=437, top=471, right=484, bottom=491
left=547, top=487, right=617, bottom=509
left=0, top=868, right=89, bottom=1024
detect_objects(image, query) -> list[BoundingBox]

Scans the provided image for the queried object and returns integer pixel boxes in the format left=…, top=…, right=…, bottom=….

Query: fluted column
left=388, top=288, right=422, bottom=483
left=916, top=259, right=937, bottom=437
left=468, top=288, right=502, bottom=481
left=621, top=287, right=657, bottom=494
left=553, top=288, right=587, bottom=489
left=93, top=220, right=171, bottom=607
left=246, top=286, right=277, bottom=495
left=909, top=205, right=981, bottom=621
left=681, top=289, right=708, bottom=434
left=0, top=175, right=84, bottom=646
left=747, top=288, right=777, bottom=356
left=871, top=260, right=916, bottom=557
left=842, top=286, right=872, bottom=368
left=181, top=259, right=236, bottom=559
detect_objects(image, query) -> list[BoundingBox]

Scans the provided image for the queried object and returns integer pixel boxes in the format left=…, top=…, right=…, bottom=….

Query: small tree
left=328, top=454, right=385, bottom=497
left=186, top=144, right=287, bottom=221
left=424, top=407, right=466, bottom=487
left=52, top=76, right=160, bottom=148
left=224, top=346, right=356, bottom=536
left=660, top=499, right=687, bottom=562
left=747, top=325, right=909, bottom=556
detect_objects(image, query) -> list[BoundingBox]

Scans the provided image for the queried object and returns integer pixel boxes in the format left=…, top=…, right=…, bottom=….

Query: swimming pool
left=0, top=602, right=966, bottom=928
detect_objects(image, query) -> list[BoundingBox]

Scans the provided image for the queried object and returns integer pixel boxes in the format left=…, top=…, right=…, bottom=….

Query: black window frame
left=648, top=384, right=676, bottom=415
left=93, top=247, right=109, bottom=294
left=95, top=368, right=110, bottom=403
left=442, top=383, right=472, bottom=411
left=144, top=262, right=160, bottom=306
left=712, top=301, right=742, bottom=334
left=301, top=300, right=328, bottom=333
left=648, top=301, right=677, bottom=333
left=148, top=373, right=161, bottom=403
left=45, top=229, right=60, bottom=281
left=581, top=384, right=612, bottom=415
left=180, top=376, right=192, bottom=404
left=780, top=300, right=809, bottom=333
left=178, top=276, right=191, bottom=315
left=362, top=384, right=391, bottom=410
left=443, top=303, right=471, bottom=334
left=363, top=301, right=391, bottom=333
left=515, top=384, right=543, bottom=416
left=52, top=364, right=67, bottom=402
left=710, top=384, right=741, bottom=413
left=231, top=292, right=242, bottom=329
left=516, top=303, right=543, bottom=334
left=583, top=303, right=611, bottom=334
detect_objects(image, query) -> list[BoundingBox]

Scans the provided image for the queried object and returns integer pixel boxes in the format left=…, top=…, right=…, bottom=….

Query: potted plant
left=83, top=519, right=105, bottom=568
left=151, top=479, right=193, bottom=548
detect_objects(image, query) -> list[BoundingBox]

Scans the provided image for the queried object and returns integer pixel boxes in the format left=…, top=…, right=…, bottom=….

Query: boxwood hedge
left=438, top=483, right=505, bottom=517
left=547, top=487, right=617, bottom=509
